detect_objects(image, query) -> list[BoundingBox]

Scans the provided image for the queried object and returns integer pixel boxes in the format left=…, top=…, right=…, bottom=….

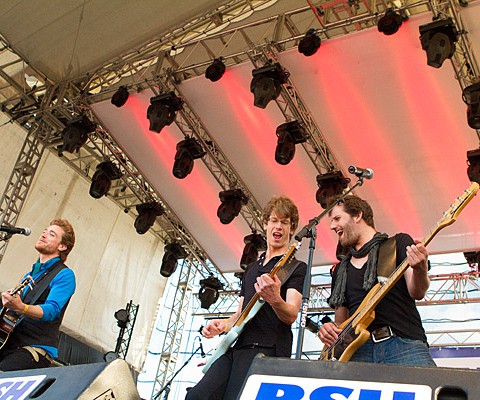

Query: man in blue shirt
left=0, top=218, right=76, bottom=371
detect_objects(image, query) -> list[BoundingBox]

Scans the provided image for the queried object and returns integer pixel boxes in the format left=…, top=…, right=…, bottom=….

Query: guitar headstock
left=437, top=182, right=479, bottom=230
left=10, top=276, right=35, bottom=296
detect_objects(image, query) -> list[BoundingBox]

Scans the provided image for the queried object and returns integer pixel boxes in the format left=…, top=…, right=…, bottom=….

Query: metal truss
left=115, top=300, right=140, bottom=359
left=150, top=258, right=196, bottom=399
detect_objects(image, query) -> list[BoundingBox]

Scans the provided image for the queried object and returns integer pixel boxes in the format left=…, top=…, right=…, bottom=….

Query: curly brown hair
left=50, top=218, right=75, bottom=261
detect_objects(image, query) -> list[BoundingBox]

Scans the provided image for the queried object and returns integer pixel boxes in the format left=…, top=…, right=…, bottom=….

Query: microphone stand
left=294, top=177, right=366, bottom=359
left=153, top=345, right=203, bottom=400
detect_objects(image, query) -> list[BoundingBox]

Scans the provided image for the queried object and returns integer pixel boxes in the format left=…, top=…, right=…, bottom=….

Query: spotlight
left=172, top=137, right=206, bottom=179
left=134, top=201, right=164, bottom=234
left=464, top=251, right=480, bottom=269
left=240, top=232, right=267, bottom=270
left=205, top=58, right=226, bottom=82
left=316, top=171, right=350, bottom=209
left=217, top=189, right=249, bottom=224
left=160, top=242, right=186, bottom=277
left=111, top=86, right=129, bottom=108
left=147, top=92, right=183, bottom=133
left=198, top=275, right=224, bottom=310
left=89, top=161, right=122, bottom=199
left=462, top=82, right=480, bottom=129
left=377, top=9, right=403, bottom=35
left=103, top=351, right=119, bottom=362
left=275, top=120, right=307, bottom=165
left=466, top=148, right=480, bottom=184
left=58, top=115, right=96, bottom=155
left=419, top=18, right=458, bottom=68
left=250, top=62, right=289, bottom=109
left=114, top=308, right=129, bottom=329
left=298, top=29, right=321, bottom=56
left=305, top=317, right=320, bottom=334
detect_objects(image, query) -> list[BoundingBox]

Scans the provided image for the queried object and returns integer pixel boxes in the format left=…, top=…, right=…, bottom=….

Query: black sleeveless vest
left=10, top=260, right=70, bottom=349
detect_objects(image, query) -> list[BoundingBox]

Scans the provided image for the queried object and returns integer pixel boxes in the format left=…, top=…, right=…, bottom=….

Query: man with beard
left=317, top=195, right=436, bottom=366
left=0, top=219, right=76, bottom=371
left=186, top=195, right=307, bottom=400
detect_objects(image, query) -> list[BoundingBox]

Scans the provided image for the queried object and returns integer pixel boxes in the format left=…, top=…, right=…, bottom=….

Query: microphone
left=0, top=225, right=31, bottom=236
left=198, top=336, right=206, bottom=357
left=348, top=165, right=374, bottom=180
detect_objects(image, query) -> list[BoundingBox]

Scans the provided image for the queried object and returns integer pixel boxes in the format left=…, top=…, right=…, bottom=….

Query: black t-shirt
left=331, top=233, right=427, bottom=342
left=234, top=253, right=307, bottom=356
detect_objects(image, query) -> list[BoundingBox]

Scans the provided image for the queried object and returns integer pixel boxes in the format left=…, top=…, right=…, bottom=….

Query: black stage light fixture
left=147, top=92, right=183, bottom=133
left=89, top=161, right=122, bottom=199
left=464, top=251, right=480, bottom=269
left=172, top=137, right=206, bottom=179
left=58, top=115, right=96, bottom=155
left=275, top=120, right=307, bottom=165
left=462, top=82, right=480, bottom=129
left=198, top=275, right=224, bottom=310
left=160, top=242, right=187, bottom=277
left=114, top=308, right=130, bottom=329
left=134, top=201, right=164, bottom=234
left=250, top=62, right=290, bottom=109
left=111, top=86, right=129, bottom=108
left=466, top=148, right=480, bottom=184
left=240, top=232, right=267, bottom=270
left=217, top=189, right=249, bottom=224
left=419, top=18, right=458, bottom=68
left=316, top=171, right=350, bottom=209
left=205, top=58, right=226, bottom=82
left=377, top=9, right=403, bottom=35
left=298, top=29, right=321, bottom=56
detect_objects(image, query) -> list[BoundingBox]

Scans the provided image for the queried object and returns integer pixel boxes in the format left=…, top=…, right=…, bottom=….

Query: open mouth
left=273, top=232, right=282, bottom=240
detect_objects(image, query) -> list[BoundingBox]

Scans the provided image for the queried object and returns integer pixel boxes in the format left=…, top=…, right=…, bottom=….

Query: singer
left=0, top=219, right=76, bottom=371
left=186, top=196, right=307, bottom=400
left=317, top=196, right=435, bottom=367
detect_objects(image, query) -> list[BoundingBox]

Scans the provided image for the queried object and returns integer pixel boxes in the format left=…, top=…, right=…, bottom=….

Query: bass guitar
left=202, top=240, right=302, bottom=373
left=0, top=276, right=35, bottom=349
left=320, top=182, right=479, bottom=362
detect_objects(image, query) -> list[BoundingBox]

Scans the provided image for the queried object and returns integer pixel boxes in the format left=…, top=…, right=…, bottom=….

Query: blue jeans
left=351, top=336, right=437, bottom=366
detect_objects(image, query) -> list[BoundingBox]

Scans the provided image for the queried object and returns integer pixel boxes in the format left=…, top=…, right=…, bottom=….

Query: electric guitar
left=202, top=240, right=302, bottom=373
left=320, top=182, right=479, bottom=362
left=0, top=276, right=35, bottom=349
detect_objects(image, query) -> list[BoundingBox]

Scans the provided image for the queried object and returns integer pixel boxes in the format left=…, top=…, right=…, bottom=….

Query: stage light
left=147, top=92, right=183, bottom=133
left=466, top=148, right=480, bottom=184
left=205, top=58, right=226, bottom=82
left=250, top=62, right=289, bottom=109
left=114, top=308, right=129, bottom=329
left=377, top=9, right=403, bottom=35
left=217, top=189, right=249, bottom=224
left=419, top=18, right=458, bottom=68
left=464, top=251, right=480, bottom=270
left=240, top=232, right=267, bottom=270
left=58, top=115, right=96, bottom=155
left=160, top=242, right=187, bottom=277
left=198, top=275, right=224, bottom=310
left=111, top=86, right=129, bottom=108
left=134, top=201, right=164, bottom=234
left=462, top=82, right=480, bottom=129
left=298, top=29, right=321, bottom=56
left=275, top=120, right=307, bottom=165
left=89, top=161, right=122, bottom=199
left=172, top=137, right=206, bottom=179
left=315, top=171, right=350, bottom=209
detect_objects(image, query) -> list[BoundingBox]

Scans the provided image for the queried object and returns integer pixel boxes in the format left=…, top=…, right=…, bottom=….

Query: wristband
left=22, top=304, right=29, bottom=314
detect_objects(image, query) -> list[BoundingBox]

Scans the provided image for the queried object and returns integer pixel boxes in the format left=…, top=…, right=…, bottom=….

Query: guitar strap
left=377, top=236, right=397, bottom=278
left=16, top=261, right=67, bottom=326
left=276, top=258, right=302, bottom=285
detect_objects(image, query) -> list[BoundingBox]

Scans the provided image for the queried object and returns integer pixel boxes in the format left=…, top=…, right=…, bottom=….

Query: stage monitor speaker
left=239, top=354, right=479, bottom=399
left=0, top=359, right=141, bottom=400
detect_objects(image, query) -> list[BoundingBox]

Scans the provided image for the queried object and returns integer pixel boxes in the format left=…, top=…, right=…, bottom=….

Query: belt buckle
left=371, top=326, right=393, bottom=343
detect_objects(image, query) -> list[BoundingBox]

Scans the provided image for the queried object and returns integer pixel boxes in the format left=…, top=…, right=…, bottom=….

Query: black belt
left=371, top=326, right=394, bottom=343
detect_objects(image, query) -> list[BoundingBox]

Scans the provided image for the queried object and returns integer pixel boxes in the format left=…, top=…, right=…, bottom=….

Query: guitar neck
left=234, top=241, right=300, bottom=327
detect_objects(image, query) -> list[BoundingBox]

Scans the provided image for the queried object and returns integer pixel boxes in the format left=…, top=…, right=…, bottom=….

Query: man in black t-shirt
left=317, top=195, right=436, bottom=366
left=186, top=196, right=307, bottom=400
